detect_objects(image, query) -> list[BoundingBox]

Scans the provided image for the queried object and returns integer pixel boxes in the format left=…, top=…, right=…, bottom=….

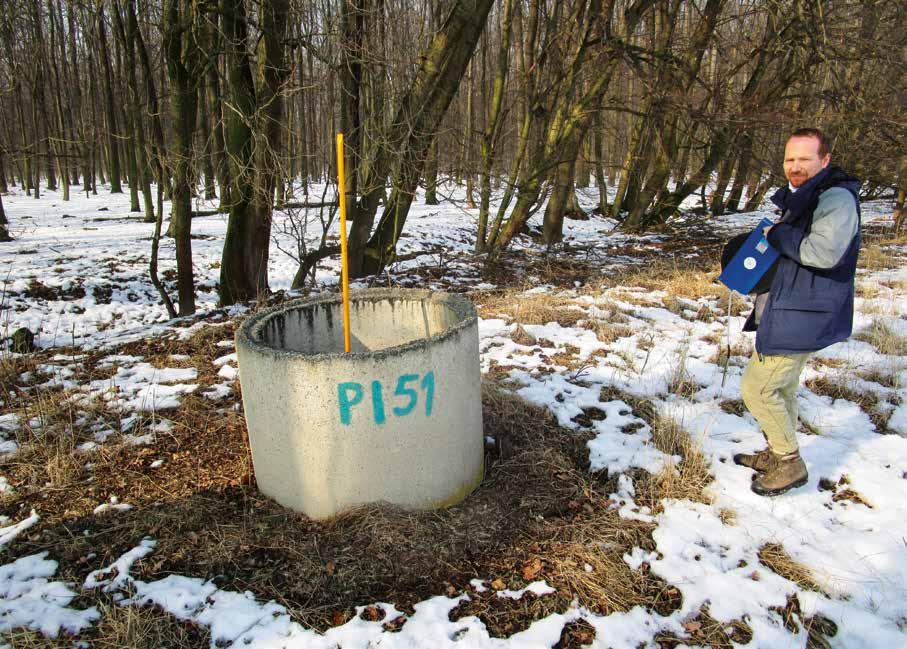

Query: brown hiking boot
left=751, top=452, right=808, bottom=496
left=733, top=448, right=774, bottom=472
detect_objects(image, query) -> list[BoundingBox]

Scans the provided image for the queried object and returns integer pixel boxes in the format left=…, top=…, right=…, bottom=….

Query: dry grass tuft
left=511, top=324, right=537, bottom=346
left=606, top=289, right=662, bottom=309
left=708, top=338, right=752, bottom=367
left=641, top=417, right=713, bottom=506
left=886, top=278, right=907, bottom=293
left=2, top=381, right=95, bottom=491
left=719, top=399, right=746, bottom=417
left=0, top=354, right=21, bottom=396
left=805, top=377, right=877, bottom=412
left=654, top=607, right=753, bottom=647
left=0, top=352, right=41, bottom=409
left=718, top=508, right=737, bottom=525
left=859, top=241, right=904, bottom=271
left=859, top=369, right=901, bottom=390
left=0, top=599, right=209, bottom=647
left=477, top=291, right=586, bottom=328
left=854, top=320, right=907, bottom=356
left=0, top=629, right=71, bottom=648
left=805, top=376, right=893, bottom=433
left=88, top=602, right=206, bottom=648
left=555, top=619, right=597, bottom=647
left=590, top=298, right=632, bottom=323
left=859, top=297, right=899, bottom=317
left=810, top=357, right=849, bottom=370
left=594, top=387, right=713, bottom=508
left=855, top=281, right=882, bottom=299
left=666, top=341, right=702, bottom=399
left=599, top=262, right=750, bottom=315
left=818, top=475, right=874, bottom=508
left=593, top=322, right=634, bottom=345
left=0, top=601, right=205, bottom=648
left=541, top=495, right=679, bottom=616
left=758, top=544, right=825, bottom=594
left=42, top=438, right=83, bottom=487
left=662, top=295, right=714, bottom=322
left=606, top=263, right=723, bottom=301
left=587, top=299, right=634, bottom=344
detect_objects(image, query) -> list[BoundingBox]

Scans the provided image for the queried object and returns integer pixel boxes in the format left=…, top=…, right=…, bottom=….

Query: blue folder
left=718, top=218, right=780, bottom=295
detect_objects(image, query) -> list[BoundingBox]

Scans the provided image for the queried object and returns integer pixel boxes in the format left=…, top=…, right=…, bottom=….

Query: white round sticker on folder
left=743, top=256, right=757, bottom=270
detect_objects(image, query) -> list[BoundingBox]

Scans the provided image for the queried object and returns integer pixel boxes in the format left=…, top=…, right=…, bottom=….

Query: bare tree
left=218, top=0, right=291, bottom=306
left=163, top=0, right=208, bottom=316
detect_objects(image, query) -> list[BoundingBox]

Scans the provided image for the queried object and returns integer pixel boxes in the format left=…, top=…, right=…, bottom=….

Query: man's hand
left=762, top=225, right=773, bottom=238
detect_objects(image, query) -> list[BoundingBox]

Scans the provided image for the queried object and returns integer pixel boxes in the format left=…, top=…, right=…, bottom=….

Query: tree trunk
left=543, top=125, right=586, bottom=243
left=163, top=0, right=203, bottom=317
left=424, top=139, right=439, bottom=205
left=352, top=0, right=496, bottom=277
left=542, top=160, right=575, bottom=244
left=247, top=0, right=290, bottom=297
left=45, top=0, right=69, bottom=200
left=462, top=62, right=477, bottom=208
left=113, top=0, right=155, bottom=222
left=96, top=6, right=122, bottom=193
left=484, top=0, right=539, bottom=250
left=575, top=136, right=591, bottom=188
left=611, top=118, right=647, bottom=219
left=725, top=133, right=753, bottom=212
left=219, top=0, right=290, bottom=305
left=29, top=98, right=40, bottom=199
left=894, top=155, right=907, bottom=234
left=492, top=0, right=652, bottom=253
left=476, top=0, right=514, bottom=252
left=709, top=152, right=735, bottom=215
left=30, top=0, right=58, bottom=194
left=150, top=176, right=177, bottom=318
left=648, top=6, right=803, bottom=224
left=0, top=193, right=10, bottom=242
left=339, top=0, right=365, bottom=243
left=204, top=13, right=229, bottom=210
left=199, top=86, right=217, bottom=200
left=593, top=110, right=608, bottom=214
left=743, top=174, right=774, bottom=212
left=219, top=0, right=257, bottom=306
left=131, top=1, right=170, bottom=201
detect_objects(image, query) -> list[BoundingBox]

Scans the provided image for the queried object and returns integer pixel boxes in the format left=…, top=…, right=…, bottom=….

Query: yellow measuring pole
left=336, top=133, right=352, bottom=353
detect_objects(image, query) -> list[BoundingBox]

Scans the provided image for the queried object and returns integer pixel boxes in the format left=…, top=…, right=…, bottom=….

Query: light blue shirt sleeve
left=798, top=187, right=859, bottom=269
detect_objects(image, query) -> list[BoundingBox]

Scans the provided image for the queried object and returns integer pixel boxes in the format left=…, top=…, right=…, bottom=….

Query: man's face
left=783, top=136, right=831, bottom=188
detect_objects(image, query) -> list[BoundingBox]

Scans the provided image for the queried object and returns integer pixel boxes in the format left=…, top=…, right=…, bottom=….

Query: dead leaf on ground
left=522, top=557, right=543, bottom=581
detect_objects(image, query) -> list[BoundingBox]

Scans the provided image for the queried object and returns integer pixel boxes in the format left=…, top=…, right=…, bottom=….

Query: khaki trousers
left=740, top=350, right=811, bottom=456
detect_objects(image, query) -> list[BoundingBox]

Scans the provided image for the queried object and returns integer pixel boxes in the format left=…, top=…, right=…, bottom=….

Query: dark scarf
left=770, top=166, right=861, bottom=224
left=770, top=166, right=831, bottom=222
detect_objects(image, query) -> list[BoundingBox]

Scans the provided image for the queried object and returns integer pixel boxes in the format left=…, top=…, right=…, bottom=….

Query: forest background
left=0, top=0, right=904, bottom=311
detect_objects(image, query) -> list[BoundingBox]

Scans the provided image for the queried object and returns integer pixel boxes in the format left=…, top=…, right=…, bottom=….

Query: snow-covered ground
left=0, top=183, right=905, bottom=648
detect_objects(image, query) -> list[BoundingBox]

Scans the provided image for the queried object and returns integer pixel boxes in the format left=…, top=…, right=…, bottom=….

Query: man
left=733, top=128, right=861, bottom=496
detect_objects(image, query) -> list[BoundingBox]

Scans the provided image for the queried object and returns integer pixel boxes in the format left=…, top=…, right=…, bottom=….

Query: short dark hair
left=789, top=128, right=830, bottom=157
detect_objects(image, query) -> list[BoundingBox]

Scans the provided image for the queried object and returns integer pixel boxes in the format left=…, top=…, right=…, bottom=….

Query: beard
left=787, top=173, right=808, bottom=187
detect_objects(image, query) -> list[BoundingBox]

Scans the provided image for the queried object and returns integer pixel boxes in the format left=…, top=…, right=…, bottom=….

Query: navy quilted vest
left=744, top=167, right=861, bottom=355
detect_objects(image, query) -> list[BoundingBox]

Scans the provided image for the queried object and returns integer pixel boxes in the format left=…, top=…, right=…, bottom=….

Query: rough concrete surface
left=236, top=289, right=484, bottom=519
